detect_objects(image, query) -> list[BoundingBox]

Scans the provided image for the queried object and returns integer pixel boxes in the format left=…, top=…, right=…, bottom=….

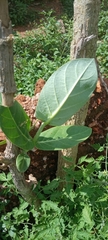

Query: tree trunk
left=57, top=0, right=101, bottom=187
left=0, top=0, right=41, bottom=209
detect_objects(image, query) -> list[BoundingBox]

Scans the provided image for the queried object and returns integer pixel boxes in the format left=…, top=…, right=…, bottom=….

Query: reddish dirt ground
left=78, top=78, right=108, bottom=162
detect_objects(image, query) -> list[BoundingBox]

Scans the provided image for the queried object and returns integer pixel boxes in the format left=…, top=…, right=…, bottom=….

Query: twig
left=74, top=24, right=96, bottom=58
left=74, top=34, right=96, bottom=58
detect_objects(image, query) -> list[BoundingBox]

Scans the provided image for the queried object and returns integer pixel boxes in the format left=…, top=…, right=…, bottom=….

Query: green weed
left=0, top=150, right=108, bottom=239
left=9, top=0, right=36, bottom=26
left=60, top=0, right=74, bottom=18
left=97, top=33, right=108, bottom=77
left=13, top=7, right=107, bottom=96
left=98, top=10, right=108, bottom=39
left=96, top=10, right=108, bottom=77
left=13, top=12, right=72, bottom=96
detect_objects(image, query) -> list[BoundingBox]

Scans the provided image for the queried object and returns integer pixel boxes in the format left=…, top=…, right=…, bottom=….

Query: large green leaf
left=0, top=101, right=34, bottom=151
left=36, top=58, right=97, bottom=126
left=35, top=125, right=92, bottom=150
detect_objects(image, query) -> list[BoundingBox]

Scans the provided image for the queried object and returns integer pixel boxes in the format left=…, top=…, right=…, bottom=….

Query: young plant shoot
left=0, top=58, right=98, bottom=172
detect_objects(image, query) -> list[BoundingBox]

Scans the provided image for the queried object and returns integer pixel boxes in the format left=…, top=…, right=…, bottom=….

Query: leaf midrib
left=39, top=129, right=90, bottom=143
left=46, top=59, right=93, bottom=124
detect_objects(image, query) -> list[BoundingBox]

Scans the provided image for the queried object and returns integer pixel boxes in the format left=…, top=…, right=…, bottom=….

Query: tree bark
left=57, top=0, right=101, bottom=187
left=0, top=0, right=41, bottom=209
left=0, top=0, right=16, bottom=94
left=0, top=0, right=10, bottom=28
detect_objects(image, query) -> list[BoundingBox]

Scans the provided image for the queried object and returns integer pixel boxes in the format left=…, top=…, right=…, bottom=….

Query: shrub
left=98, top=10, right=108, bottom=39
left=9, top=0, right=36, bottom=25
left=60, top=0, right=74, bottom=18
left=0, top=152, right=108, bottom=239
left=97, top=33, right=108, bottom=77
left=96, top=10, right=108, bottom=77
left=101, top=0, right=108, bottom=10
left=13, top=12, right=73, bottom=96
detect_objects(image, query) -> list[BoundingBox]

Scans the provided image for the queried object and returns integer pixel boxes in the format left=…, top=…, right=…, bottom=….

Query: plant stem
left=4, top=141, right=41, bottom=209
left=34, top=122, right=47, bottom=142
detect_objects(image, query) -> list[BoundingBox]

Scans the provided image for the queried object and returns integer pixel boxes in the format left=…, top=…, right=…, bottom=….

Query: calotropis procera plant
left=0, top=58, right=97, bottom=172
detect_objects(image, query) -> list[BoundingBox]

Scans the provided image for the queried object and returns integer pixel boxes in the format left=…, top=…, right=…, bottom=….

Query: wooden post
left=0, top=0, right=16, bottom=106
left=0, top=0, right=41, bottom=209
left=57, top=0, right=101, bottom=188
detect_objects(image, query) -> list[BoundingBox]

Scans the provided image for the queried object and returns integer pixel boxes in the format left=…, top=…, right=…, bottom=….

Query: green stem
left=33, top=122, right=47, bottom=142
